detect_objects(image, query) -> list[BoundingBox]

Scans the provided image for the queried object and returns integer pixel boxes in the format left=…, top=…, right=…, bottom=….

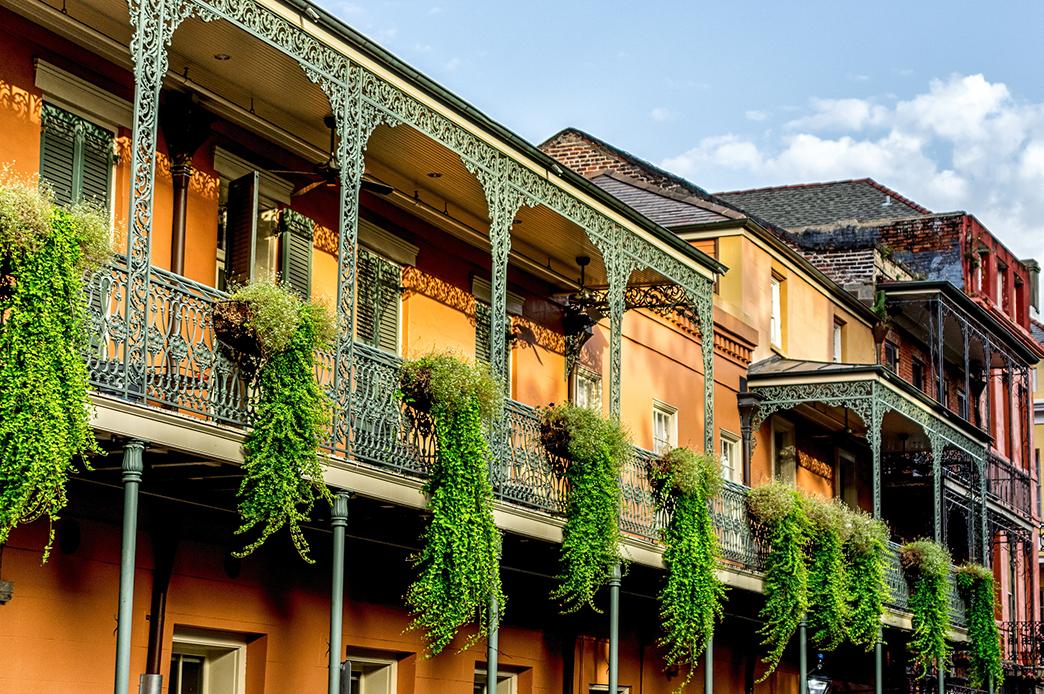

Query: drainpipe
left=114, top=441, right=145, bottom=694
left=328, top=492, right=349, bottom=694
left=607, top=562, right=621, bottom=694
left=140, top=524, right=179, bottom=694
left=486, top=595, right=499, bottom=694
left=169, top=155, right=191, bottom=276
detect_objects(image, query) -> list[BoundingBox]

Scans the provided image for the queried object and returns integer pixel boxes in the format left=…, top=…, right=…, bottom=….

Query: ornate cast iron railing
left=986, top=453, right=1033, bottom=520
left=84, top=264, right=969, bottom=625
left=999, top=621, right=1044, bottom=676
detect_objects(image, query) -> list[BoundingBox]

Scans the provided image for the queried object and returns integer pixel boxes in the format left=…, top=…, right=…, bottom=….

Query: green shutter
left=277, top=208, right=314, bottom=299
left=475, top=302, right=492, bottom=364
left=39, top=102, right=113, bottom=211
left=357, top=247, right=401, bottom=353
left=224, top=172, right=259, bottom=288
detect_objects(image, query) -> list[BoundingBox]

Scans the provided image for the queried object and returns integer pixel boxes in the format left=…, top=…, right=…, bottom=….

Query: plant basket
left=539, top=409, right=572, bottom=475
left=398, top=364, right=436, bottom=414
left=212, top=298, right=263, bottom=365
left=646, top=454, right=674, bottom=498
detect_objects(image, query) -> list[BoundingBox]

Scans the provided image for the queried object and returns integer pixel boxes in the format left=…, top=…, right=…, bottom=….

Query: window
left=836, top=450, right=858, bottom=509
left=653, top=402, right=678, bottom=454
left=589, top=685, right=631, bottom=693
left=884, top=341, right=899, bottom=373
left=346, top=655, right=396, bottom=694
left=769, top=275, right=783, bottom=348
left=474, top=670, right=518, bottom=694
left=772, top=418, right=796, bottom=484
left=169, top=630, right=247, bottom=694
left=911, top=358, right=925, bottom=391
left=997, top=264, right=1008, bottom=308
left=720, top=431, right=740, bottom=484
left=573, top=368, right=602, bottom=411
left=958, top=389, right=969, bottom=419
left=356, top=247, right=402, bottom=354
left=832, top=319, right=844, bottom=363
left=39, top=102, right=114, bottom=210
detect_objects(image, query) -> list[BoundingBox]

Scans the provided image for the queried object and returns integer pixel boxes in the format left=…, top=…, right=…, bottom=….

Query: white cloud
left=660, top=73, right=1044, bottom=263
left=649, top=107, right=677, bottom=123
left=745, top=110, right=769, bottom=122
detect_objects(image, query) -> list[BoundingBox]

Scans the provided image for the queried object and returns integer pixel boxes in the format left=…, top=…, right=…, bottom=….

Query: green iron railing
left=84, top=263, right=967, bottom=626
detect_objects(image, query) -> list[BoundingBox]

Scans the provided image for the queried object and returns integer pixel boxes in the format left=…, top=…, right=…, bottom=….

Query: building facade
left=0, top=3, right=1039, bottom=694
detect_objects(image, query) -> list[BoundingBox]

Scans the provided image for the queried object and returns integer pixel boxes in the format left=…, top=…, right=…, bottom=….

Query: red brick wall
left=541, top=130, right=685, bottom=192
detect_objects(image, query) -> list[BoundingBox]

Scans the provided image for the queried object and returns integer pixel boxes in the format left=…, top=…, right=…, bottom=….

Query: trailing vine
left=844, top=510, right=889, bottom=651
left=647, top=447, right=726, bottom=689
left=901, top=539, right=952, bottom=679
left=747, top=481, right=810, bottom=681
left=399, top=353, right=504, bottom=656
left=0, top=175, right=108, bottom=559
left=805, top=497, right=848, bottom=651
left=955, top=563, right=1002, bottom=690
left=540, top=403, right=629, bottom=613
left=219, top=281, right=335, bottom=562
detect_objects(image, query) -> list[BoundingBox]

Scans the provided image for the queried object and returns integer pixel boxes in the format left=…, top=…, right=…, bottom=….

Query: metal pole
left=608, top=562, right=621, bottom=694
left=114, top=441, right=144, bottom=694
left=328, top=492, right=349, bottom=694
left=487, top=595, right=499, bottom=694
left=799, top=618, right=808, bottom=694
left=937, top=659, right=944, bottom=694
left=704, top=635, right=713, bottom=694
left=874, top=632, right=883, bottom=694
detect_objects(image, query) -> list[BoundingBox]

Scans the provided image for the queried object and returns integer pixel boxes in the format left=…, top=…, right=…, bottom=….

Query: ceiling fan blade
left=361, top=179, right=394, bottom=196
left=269, top=169, right=321, bottom=179
left=292, top=179, right=326, bottom=196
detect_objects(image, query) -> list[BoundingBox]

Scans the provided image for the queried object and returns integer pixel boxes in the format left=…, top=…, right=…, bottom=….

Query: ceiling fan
left=269, top=115, right=394, bottom=197
left=562, top=256, right=607, bottom=339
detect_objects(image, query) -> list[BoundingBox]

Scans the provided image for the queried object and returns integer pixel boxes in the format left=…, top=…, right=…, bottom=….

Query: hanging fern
left=226, top=282, right=335, bottom=562
left=540, top=403, right=629, bottom=613
left=399, top=353, right=504, bottom=656
left=901, top=539, right=952, bottom=679
left=805, top=497, right=848, bottom=651
left=955, top=563, right=1002, bottom=690
left=648, top=447, right=726, bottom=690
left=0, top=175, right=108, bottom=559
left=844, top=510, right=889, bottom=651
left=747, top=481, right=810, bottom=681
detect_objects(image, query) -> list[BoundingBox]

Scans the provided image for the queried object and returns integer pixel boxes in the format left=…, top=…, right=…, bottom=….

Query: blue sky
left=328, top=1, right=1044, bottom=261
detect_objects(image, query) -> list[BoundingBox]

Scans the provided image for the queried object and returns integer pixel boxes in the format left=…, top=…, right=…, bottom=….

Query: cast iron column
left=114, top=441, right=144, bottom=694
left=704, top=636, right=713, bottom=694
left=487, top=596, right=499, bottom=694
left=328, top=492, right=349, bottom=694
left=608, top=562, right=621, bottom=694
left=168, top=156, right=191, bottom=276
left=799, top=618, right=808, bottom=694
left=874, top=635, right=883, bottom=694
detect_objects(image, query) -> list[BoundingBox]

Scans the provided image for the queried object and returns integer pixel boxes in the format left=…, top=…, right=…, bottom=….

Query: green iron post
left=608, top=562, right=621, bottom=694
left=799, top=618, right=808, bottom=694
left=114, top=441, right=144, bottom=694
left=328, top=492, right=349, bottom=694
left=487, top=595, right=499, bottom=694
left=704, top=635, right=713, bottom=694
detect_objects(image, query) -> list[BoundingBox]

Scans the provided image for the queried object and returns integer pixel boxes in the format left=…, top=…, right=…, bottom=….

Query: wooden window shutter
left=277, top=208, right=314, bottom=299
left=475, top=301, right=492, bottom=364
left=39, top=102, right=114, bottom=211
left=224, top=172, right=259, bottom=288
left=356, top=247, right=401, bottom=353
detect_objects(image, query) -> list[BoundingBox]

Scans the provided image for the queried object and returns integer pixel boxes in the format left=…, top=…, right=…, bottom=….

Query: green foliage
left=844, top=511, right=889, bottom=651
left=400, top=352, right=503, bottom=656
left=0, top=175, right=107, bottom=559
left=901, top=539, right=952, bottom=679
left=233, top=289, right=334, bottom=562
left=805, top=497, right=848, bottom=651
left=956, top=563, right=1002, bottom=690
left=648, top=447, right=725, bottom=690
left=399, top=351, right=501, bottom=420
left=747, top=482, right=810, bottom=681
left=541, top=403, right=628, bottom=613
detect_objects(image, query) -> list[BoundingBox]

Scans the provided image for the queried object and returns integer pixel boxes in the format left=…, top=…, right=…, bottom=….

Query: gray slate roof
left=718, top=179, right=930, bottom=229
left=590, top=175, right=735, bottom=227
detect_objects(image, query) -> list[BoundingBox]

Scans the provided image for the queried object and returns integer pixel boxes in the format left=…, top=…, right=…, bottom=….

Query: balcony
left=998, top=621, right=1044, bottom=678
left=85, top=260, right=967, bottom=627
left=985, top=454, right=1033, bottom=520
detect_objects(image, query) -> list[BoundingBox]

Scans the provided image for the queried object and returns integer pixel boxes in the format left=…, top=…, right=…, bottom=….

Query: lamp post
left=807, top=653, right=832, bottom=694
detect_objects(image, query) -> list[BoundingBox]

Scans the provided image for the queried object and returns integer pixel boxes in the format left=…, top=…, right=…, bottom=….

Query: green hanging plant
left=540, top=403, right=629, bottom=613
left=747, top=481, right=810, bottom=681
left=647, top=447, right=726, bottom=690
left=399, top=353, right=504, bottom=656
left=217, top=280, right=336, bottom=562
left=844, top=510, right=889, bottom=651
left=900, top=539, right=952, bottom=679
left=805, top=497, right=849, bottom=651
left=0, top=174, right=109, bottom=559
left=955, top=563, right=1002, bottom=690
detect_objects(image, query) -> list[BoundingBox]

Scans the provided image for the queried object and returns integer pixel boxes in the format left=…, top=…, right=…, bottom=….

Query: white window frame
left=474, top=668, right=518, bottom=694
left=589, top=685, right=631, bottom=694
left=770, top=276, right=783, bottom=348
left=573, top=367, right=602, bottom=412
left=346, top=654, right=397, bottom=694
left=170, top=630, right=247, bottom=694
left=652, top=401, right=678, bottom=454
left=720, top=430, right=740, bottom=484
left=832, top=319, right=843, bottom=363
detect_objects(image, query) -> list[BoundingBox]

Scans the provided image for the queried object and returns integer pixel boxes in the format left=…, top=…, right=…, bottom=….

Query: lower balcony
left=85, top=260, right=967, bottom=626
left=999, top=621, right=1044, bottom=679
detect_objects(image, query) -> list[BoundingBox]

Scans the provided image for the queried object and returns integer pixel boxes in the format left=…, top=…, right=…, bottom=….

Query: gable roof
left=590, top=173, right=741, bottom=228
left=717, top=179, right=931, bottom=229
